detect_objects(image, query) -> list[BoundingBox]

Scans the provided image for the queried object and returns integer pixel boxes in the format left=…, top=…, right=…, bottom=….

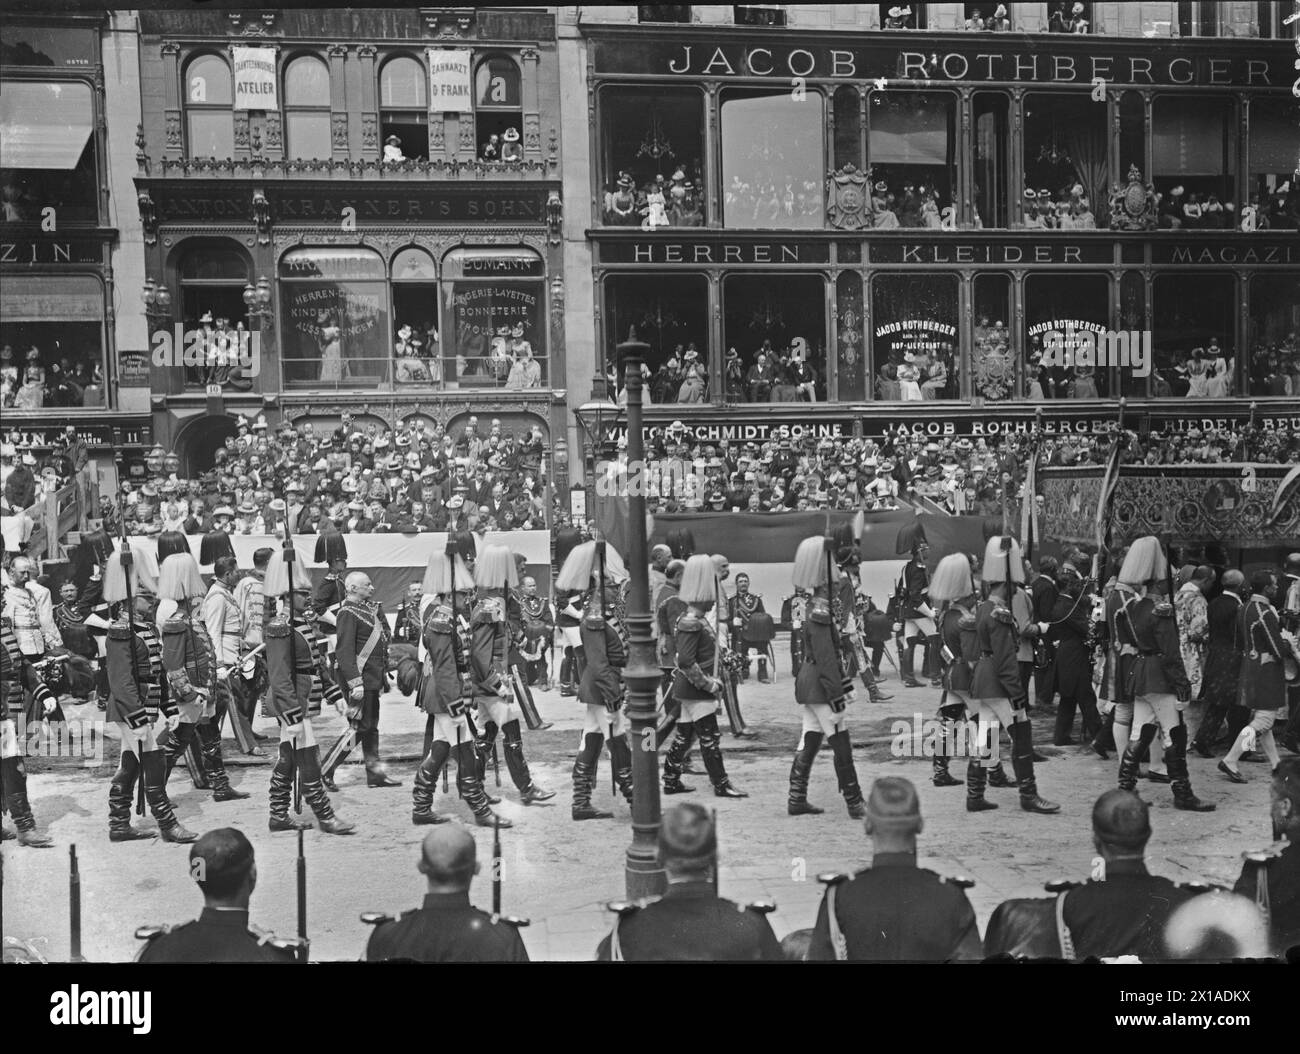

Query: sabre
left=492, top=815, right=502, bottom=916
left=279, top=484, right=303, bottom=816
left=116, top=510, right=146, bottom=817
left=69, top=844, right=83, bottom=963
left=296, top=828, right=309, bottom=964
left=712, top=808, right=719, bottom=896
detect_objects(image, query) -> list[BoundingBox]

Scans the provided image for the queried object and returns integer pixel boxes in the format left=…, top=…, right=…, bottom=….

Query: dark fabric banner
left=647, top=509, right=916, bottom=564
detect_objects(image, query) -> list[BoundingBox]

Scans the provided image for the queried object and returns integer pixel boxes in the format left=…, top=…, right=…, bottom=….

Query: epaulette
left=605, top=897, right=661, bottom=915
left=1175, top=880, right=1223, bottom=894
left=265, top=620, right=290, bottom=639
left=428, top=608, right=454, bottom=631
left=943, top=874, right=977, bottom=890
left=134, top=923, right=179, bottom=942
left=677, top=611, right=703, bottom=631
left=1043, top=879, right=1082, bottom=893
left=583, top=612, right=606, bottom=629
left=107, top=623, right=133, bottom=641
left=489, top=913, right=531, bottom=928
left=359, top=911, right=396, bottom=927
left=992, top=606, right=1016, bottom=626
left=1152, top=600, right=1174, bottom=618
left=247, top=923, right=305, bottom=951
left=1242, top=843, right=1286, bottom=865
left=808, top=599, right=832, bottom=624
left=816, top=871, right=850, bottom=886
left=957, top=612, right=977, bottom=630
left=741, top=899, right=776, bottom=915
left=161, top=615, right=188, bottom=635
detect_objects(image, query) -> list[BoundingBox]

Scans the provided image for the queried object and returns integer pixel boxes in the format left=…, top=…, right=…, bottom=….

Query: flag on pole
left=1020, top=451, right=1038, bottom=564
left=1093, top=438, right=1123, bottom=555
left=1264, top=463, right=1300, bottom=528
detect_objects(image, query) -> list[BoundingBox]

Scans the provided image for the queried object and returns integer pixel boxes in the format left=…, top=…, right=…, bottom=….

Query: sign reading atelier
left=429, top=49, right=472, bottom=113
left=231, top=47, right=278, bottom=111
left=591, top=38, right=1290, bottom=88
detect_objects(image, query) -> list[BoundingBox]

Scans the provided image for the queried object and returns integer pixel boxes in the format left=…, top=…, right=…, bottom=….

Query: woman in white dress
left=1185, top=353, right=1209, bottom=398
left=316, top=312, right=342, bottom=384
left=897, top=358, right=923, bottom=400
left=1205, top=355, right=1229, bottom=398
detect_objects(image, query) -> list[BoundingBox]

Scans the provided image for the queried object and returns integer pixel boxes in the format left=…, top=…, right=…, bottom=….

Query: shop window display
left=971, top=273, right=1014, bottom=401
left=0, top=276, right=105, bottom=409
left=1152, top=273, right=1235, bottom=398
left=723, top=274, right=827, bottom=402
left=867, top=91, right=955, bottom=230
left=721, top=89, right=824, bottom=230
left=1025, top=274, right=1111, bottom=401
left=600, top=87, right=705, bottom=228
left=444, top=248, right=545, bottom=390
left=872, top=274, right=958, bottom=401
left=1022, top=94, right=1104, bottom=229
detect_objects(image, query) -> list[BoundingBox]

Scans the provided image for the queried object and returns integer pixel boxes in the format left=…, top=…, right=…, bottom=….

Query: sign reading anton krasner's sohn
left=429, top=49, right=472, bottom=113
left=592, top=39, right=1292, bottom=88
left=231, top=47, right=277, bottom=110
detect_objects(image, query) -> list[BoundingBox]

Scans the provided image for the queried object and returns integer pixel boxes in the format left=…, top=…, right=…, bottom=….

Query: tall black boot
left=422, top=716, right=436, bottom=767
left=502, top=720, right=554, bottom=803
left=363, top=729, right=401, bottom=788
left=608, top=733, right=634, bottom=804
left=298, top=745, right=355, bottom=834
left=559, top=650, right=575, bottom=696
left=2, top=755, right=52, bottom=847
left=1168, top=724, right=1215, bottom=812
left=200, top=721, right=248, bottom=801
left=572, top=732, right=611, bottom=820
left=142, top=750, right=196, bottom=843
left=1053, top=696, right=1078, bottom=746
left=1118, top=723, right=1154, bottom=791
left=933, top=706, right=963, bottom=787
left=109, top=748, right=155, bottom=841
left=1078, top=690, right=1102, bottom=743
left=269, top=741, right=310, bottom=832
left=1011, top=721, right=1060, bottom=814
left=828, top=730, right=865, bottom=818
left=663, top=722, right=696, bottom=794
left=413, top=741, right=453, bottom=825
left=698, top=714, right=746, bottom=798
left=787, top=730, right=824, bottom=815
left=966, top=760, right=997, bottom=811
left=757, top=656, right=770, bottom=684
left=1093, top=710, right=1115, bottom=758
left=924, top=635, right=944, bottom=686
left=864, top=662, right=893, bottom=702
left=458, top=732, right=500, bottom=805
left=321, top=726, right=356, bottom=791
left=899, top=639, right=922, bottom=688
left=458, top=740, right=509, bottom=827
left=159, top=721, right=208, bottom=789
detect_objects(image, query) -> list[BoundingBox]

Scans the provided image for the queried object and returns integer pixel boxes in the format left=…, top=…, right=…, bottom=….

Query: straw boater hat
left=929, top=553, right=976, bottom=603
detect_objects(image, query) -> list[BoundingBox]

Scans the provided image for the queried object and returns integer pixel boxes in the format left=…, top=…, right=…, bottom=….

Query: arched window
left=392, top=247, right=442, bottom=385
left=379, top=56, right=428, bottom=161
left=284, top=55, right=331, bottom=159
left=177, top=243, right=252, bottom=389
left=473, top=55, right=522, bottom=161
left=444, top=247, right=545, bottom=389
left=184, top=54, right=233, bottom=157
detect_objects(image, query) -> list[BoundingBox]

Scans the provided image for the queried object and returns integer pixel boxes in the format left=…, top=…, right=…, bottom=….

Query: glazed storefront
left=585, top=26, right=1298, bottom=408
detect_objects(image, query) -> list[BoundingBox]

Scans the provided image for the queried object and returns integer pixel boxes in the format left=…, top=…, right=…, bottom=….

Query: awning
left=0, top=81, right=94, bottom=170
left=0, top=275, right=104, bottom=322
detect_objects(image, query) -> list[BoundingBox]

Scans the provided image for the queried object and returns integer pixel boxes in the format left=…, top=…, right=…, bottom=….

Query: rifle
left=445, top=539, right=464, bottom=796
left=595, top=541, right=615, bottom=793
left=280, top=493, right=302, bottom=817
left=116, top=513, right=147, bottom=817
left=492, top=815, right=502, bottom=916
left=296, top=829, right=309, bottom=963
left=712, top=808, right=719, bottom=896
left=69, top=844, right=83, bottom=963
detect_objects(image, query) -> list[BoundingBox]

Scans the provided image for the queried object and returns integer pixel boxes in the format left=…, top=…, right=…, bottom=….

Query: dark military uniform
left=1233, top=840, right=1300, bottom=957
left=518, top=593, right=553, bottom=687
left=1047, top=582, right=1099, bottom=743
left=596, top=881, right=780, bottom=961
left=311, top=573, right=345, bottom=643
left=808, top=853, right=982, bottom=961
left=898, top=558, right=939, bottom=684
left=365, top=892, right=529, bottom=962
left=665, top=608, right=741, bottom=796
left=727, top=589, right=769, bottom=681
left=1, top=617, right=54, bottom=842
left=157, top=607, right=238, bottom=796
left=556, top=587, right=584, bottom=695
left=1059, top=863, right=1198, bottom=959
left=781, top=591, right=808, bottom=676
left=573, top=596, right=631, bottom=817
left=1030, top=572, right=1060, bottom=707
left=470, top=593, right=544, bottom=802
left=136, top=907, right=298, bottom=963
left=327, top=597, right=392, bottom=783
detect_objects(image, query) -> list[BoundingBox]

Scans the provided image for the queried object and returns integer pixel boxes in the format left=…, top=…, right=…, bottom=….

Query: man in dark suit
left=1030, top=557, right=1060, bottom=710
left=1233, top=758, right=1300, bottom=957
left=1192, top=569, right=1246, bottom=758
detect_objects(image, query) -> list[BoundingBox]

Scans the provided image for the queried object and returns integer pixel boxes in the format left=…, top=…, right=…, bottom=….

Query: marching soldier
left=1030, top=557, right=1060, bottom=710
left=556, top=541, right=632, bottom=821
left=325, top=571, right=400, bottom=788
left=985, top=791, right=1203, bottom=960
left=365, top=827, right=529, bottom=962
left=787, top=536, right=863, bottom=818
left=554, top=524, right=585, bottom=697
left=103, top=555, right=195, bottom=844
left=781, top=586, right=809, bottom=678
left=728, top=573, right=769, bottom=683
left=809, top=778, right=982, bottom=960
left=262, top=548, right=355, bottom=835
left=231, top=547, right=273, bottom=733
left=832, top=526, right=892, bottom=704
left=410, top=547, right=506, bottom=828
left=1101, top=543, right=1143, bottom=768
left=136, top=828, right=300, bottom=963
left=1113, top=538, right=1214, bottom=811
left=655, top=559, right=688, bottom=774
left=969, top=536, right=1059, bottom=815
left=506, top=553, right=552, bottom=730
left=596, top=803, right=780, bottom=961
left=1219, top=570, right=1296, bottom=781
left=1277, top=553, right=1300, bottom=754
left=894, top=533, right=940, bottom=688
left=469, top=545, right=554, bottom=805
left=1233, top=758, right=1299, bottom=957
left=156, top=552, right=247, bottom=801
left=928, top=553, right=978, bottom=792
left=204, top=555, right=262, bottom=757
left=0, top=613, right=54, bottom=846
left=662, top=555, right=746, bottom=799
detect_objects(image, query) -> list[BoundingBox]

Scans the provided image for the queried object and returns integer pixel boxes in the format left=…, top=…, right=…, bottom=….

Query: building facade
left=1, top=11, right=149, bottom=482
left=558, top=3, right=1299, bottom=467
left=133, top=6, right=570, bottom=487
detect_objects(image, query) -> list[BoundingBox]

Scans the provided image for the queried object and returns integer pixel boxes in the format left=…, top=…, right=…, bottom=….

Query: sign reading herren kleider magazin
left=429, top=49, right=472, bottom=113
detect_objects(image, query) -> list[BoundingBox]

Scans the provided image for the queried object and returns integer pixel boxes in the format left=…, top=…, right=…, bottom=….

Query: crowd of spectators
left=1, top=342, right=104, bottom=409
left=604, top=168, right=706, bottom=229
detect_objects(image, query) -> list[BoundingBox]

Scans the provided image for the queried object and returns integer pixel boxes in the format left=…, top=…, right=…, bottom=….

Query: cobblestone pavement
left=3, top=642, right=1282, bottom=961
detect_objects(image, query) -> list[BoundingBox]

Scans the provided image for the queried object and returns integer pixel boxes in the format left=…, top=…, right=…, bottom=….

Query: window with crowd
left=474, top=55, right=523, bottom=162
left=721, top=88, right=825, bottom=230
left=867, top=90, right=956, bottom=230
left=380, top=56, right=429, bottom=162
left=599, top=86, right=706, bottom=228
left=0, top=79, right=99, bottom=227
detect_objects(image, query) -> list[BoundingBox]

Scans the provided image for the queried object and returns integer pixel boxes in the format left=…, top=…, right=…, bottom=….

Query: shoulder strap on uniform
left=1054, top=892, right=1076, bottom=959
left=826, top=884, right=847, bottom=961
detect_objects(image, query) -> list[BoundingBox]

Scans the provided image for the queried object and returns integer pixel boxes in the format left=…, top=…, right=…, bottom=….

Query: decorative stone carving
left=361, top=112, right=378, bottom=150
left=457, top=113, right=475, bottom=155
left=138, top=191, right=157, bottom=246
left=546, top=190, right=562, bottom=246
left=1109, top=164, right=1157, bottom=231
left=430, top=113, right=445, bottom=154
left=160, top=40, right=180, bottom=56
left=234, top=112, right=250, bottom=149
left=165, top=110, right=182, bottom=150
left=825, top=164, right=873, bottom=231
left=252, top=189, right=272, bottom=245
left=523, top=113, right=541, bottom=154
left=264, top=111, right=282, bottom=149
left=331, top=113, right=349, bottom=150
left=422, top=7, right=477, bottom=38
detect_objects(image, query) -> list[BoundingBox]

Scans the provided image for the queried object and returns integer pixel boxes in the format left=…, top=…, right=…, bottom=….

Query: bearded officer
left=1233, top=758, right=1300, bottom=957
left=364, top=826, right=529, bottom=962
left=136, top=828, right=300, bottom=963
left=809, top=777, right=982, bottom=960
left=596, top=803, right=781, bottom=961
left=727, top=573, right=769, bottom=683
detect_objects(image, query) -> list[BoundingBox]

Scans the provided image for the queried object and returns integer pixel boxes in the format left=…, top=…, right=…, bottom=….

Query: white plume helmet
left=473, top=543, right=518, bottom=589
left=1118, top=535, right=1167, bottom=586
left=930, top=552, right=976, bottom=603
left=981, top=536, right=1026, bottom=585
left=157, top=552, right=206, bottom=601
left=422, top=550, right=475, bottom=596
left=679, top=553, right=719, bottom=604
left=102, top=538, right=159, bottom=602
left=555, top=541, right=596, bottom=592
left=262, top=544, right=303, bottom=597
left=792, top=536, right=839, bottom=590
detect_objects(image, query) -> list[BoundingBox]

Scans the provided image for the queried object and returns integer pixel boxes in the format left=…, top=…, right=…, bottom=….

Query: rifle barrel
left=296, top=829, right=307, bottom=949
left=69, top=844, right=82, bottom=963
left=492, top=816, right=502, bottom=915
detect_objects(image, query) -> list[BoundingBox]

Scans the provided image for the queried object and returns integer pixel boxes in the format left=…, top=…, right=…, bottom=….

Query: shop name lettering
left=157, top=196, right=539, bottom=221
left=633, top=243, right=800, bottom=263
left=1165, top=245, right=1296, bottom=264
left=896, top=243, right=1087, bottom=264
left=877, top=417, right=1300, bottom=437
left=1, top=242, right=77, bottom=264
left=663, top=45, right=1278, bottom=86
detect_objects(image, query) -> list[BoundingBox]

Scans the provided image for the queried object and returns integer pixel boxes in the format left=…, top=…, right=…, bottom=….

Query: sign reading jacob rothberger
left=232, top=47, right=277, bottom=111
left=429, top=50, right=472, bottom=113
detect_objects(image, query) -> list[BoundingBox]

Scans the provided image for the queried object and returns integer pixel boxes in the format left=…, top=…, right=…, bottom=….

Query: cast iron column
left=619, top=333, right=666, bottom=899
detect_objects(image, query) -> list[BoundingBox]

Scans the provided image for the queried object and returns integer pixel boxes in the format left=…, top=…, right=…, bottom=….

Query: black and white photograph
left=1, top=0, right=1298, bottom=1009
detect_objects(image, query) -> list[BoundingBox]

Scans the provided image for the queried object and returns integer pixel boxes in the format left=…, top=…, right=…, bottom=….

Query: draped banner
left=127, top=531, right=551, bottom=612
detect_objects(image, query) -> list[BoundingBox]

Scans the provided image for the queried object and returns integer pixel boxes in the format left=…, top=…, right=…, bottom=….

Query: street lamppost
left=142, top=277, right=172, bottom=325
left=242, top=275, right=273, bottom=324
left=616, top=328, right=666, bottom=900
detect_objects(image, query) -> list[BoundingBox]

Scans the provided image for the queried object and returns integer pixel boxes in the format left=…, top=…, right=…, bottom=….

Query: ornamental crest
left=826, top=163, right=874, bottom=231
left=1109, top=164, right=1156, bottom=231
